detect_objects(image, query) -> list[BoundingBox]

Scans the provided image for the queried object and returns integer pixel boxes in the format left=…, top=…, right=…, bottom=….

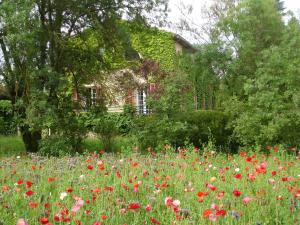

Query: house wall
left=175, top=42, right=183, bottom=54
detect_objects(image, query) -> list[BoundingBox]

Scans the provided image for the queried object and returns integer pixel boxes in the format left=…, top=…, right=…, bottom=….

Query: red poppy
left=203, top=209, right=213, bottom=218
left=26, top=181, right=33, bottom=188
left=101, top=215, right=107, bottom=220
left=197, top=191, right=209, bottom=197
left=48, top=177, right=55, bottom=182
left=91, top=187, right=101, bottom=193
left=271, top=171, right=277, bottom=176
left=234, top=174, right=242, bottom=179
left=104, top=186, right=113, bottom=192
left=26, top=190, right=34, bottom=196
left=128, top=202, right=140, bottom=210
left=216, top=210, right=226, bottom=217
left=232, top=189, right=241, bottom=197
left=29, top=201, right=38, bottom=208
left=66, top=187, right=73, bottom=193
left=39, top=217, right=49, bottom=224
left=17, top=179, right=23, bottom=185
left=87, top=165, right=94, bottom=170
left=150, top=218, right=161, bottom=224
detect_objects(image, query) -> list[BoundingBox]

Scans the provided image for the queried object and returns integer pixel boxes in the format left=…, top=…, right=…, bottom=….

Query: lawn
left=0, top=147, right=299, bottom=225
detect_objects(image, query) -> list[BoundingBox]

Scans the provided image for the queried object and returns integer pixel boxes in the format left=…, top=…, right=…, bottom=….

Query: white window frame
left=136, top=88, right=149, bottom=115
left=91, top=88, right=97, bottom=106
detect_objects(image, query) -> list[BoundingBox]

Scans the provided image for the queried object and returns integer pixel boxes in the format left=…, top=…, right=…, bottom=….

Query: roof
left=173, top=34, right=197, bottom=53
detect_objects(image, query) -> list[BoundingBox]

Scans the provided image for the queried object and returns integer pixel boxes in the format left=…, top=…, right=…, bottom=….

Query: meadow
left=0, top=146, right=299, bottom=225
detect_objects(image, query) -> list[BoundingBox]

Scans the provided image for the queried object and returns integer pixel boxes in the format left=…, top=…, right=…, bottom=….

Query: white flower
left=173, top=200, right=180, bottom=207
left=60, top=192, right=68, bottom=200
left=208, top=164, right=213, bottom=168
left=235, top=168, right=240, bottom=172
left=79, top=174, right=85, bottom=180
left=16, top=156, right=20, bottom=159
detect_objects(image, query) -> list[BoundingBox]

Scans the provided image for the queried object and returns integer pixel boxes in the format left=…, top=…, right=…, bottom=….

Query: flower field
left=0, top=148, right=299, bottom=225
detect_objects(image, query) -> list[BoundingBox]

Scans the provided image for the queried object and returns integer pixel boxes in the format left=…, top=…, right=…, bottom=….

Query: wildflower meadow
left=0, top=146, right=299, bottom=225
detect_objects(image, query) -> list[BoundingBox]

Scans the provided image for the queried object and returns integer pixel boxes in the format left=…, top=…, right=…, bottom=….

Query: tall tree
left=0, top=0, right=169, bottom=152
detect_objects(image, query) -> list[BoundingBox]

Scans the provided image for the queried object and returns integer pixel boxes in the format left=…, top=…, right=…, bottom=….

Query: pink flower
left=164, top=196, right=173, bottom=206
left=71, top=198, right=84, bottom=213
left=93, top=222, right=102, bottom=225
left=209, top=214, right=217, bottom=222
left=71, top=205, right=81, bottom=213
left=17, top=219, right=28, bottom=225
left=243, top=196, right=252, bottom=204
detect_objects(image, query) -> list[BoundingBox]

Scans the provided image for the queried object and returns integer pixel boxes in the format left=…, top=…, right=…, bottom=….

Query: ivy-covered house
left=73, top=26, right=196, bottom=114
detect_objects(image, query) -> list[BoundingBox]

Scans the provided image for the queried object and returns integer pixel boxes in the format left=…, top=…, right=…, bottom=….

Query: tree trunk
left=21, top=126, right=42, bottom=153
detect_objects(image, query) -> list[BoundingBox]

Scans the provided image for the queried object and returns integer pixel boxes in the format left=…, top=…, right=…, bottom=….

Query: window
left=136, top=88, right=149, bottom=115
left=91, top=88, right=97, bottom=106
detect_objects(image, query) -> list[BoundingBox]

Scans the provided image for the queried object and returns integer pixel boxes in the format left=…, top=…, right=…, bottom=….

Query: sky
left=167, top=0, right=300, bottom=43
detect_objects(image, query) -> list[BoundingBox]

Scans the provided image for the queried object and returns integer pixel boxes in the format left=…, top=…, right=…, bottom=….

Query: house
left=74, top=29, right=197, bottom=114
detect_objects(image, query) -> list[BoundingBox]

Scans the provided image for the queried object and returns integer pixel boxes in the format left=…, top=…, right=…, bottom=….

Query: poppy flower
left=128, top=202, right=140, bottom=210
left=48, top=177, right=55, bottom=182
left=164, top=196, right=173, bottom=206
left=17, top=179, right=23, bottom=185
left=29, top=201, right=38, bottom=208
left=216, top=210, right=226, bottom=217
left=197, top=191, right=209, bottom=198
left=26, top=181, right=33, bottom=188
left=150, top=218, right=161, bottom=224
left=145, top=204, right=152, bottom=212
left=17, top=218, right=28, bottom=225
left=234, top=174, right=242, bottom=179
left=39, top=217, right=49, bottom=224
left=243, top=196, right=252, bottom=204
left=203, top=209, right=213, bottom=218
left=233, top=189, right=241, bottom=197
left=87, top=165, right=94, bottom=170
left=101, top=215, right=107, bottom=220
left=25, top=190, right=34, bottom=196
left=93, top=222, right=102, bottom=225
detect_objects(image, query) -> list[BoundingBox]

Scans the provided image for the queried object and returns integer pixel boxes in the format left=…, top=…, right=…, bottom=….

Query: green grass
left=0, top=135, right=136, bottom=157
left=0, top=148, right=299, bottom=224
left=0, top=135, right=25, bottom=157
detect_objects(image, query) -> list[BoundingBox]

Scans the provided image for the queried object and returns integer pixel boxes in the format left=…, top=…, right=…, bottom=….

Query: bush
left=0, top=100, right=16, bottom=135
left=133, top=110, right=234, bottom=151
left=133, top=115, right=194, bottom=151
left=39, top=135, right=74, bottom=157
left=175, top=110, right=233, bottom=148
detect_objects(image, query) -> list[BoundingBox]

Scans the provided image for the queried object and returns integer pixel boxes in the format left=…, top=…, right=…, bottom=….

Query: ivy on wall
left=129, top=26, right=177, bottom=72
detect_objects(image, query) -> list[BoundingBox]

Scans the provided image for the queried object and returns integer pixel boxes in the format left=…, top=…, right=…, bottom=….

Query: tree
left=0, top=0, right=169, bottom=152
left=209, top=0, right=284, bottom=99
left=227, top=17, right=300, bottom=146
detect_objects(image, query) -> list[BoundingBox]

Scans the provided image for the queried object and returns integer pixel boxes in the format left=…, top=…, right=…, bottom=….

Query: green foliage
left=38, top=135, right=74, bottom=157
left=148, top=70, right=195, bottom=116
left=0, top=0, right=169, bottom=153
left=226, top=18, right=300, bottom=147
left=0, top=100, right=16, bottom=135
left=133, top=115, right=191, bottom=150
left=175, top=110, right=233, bottom=149
left=127, top=24, right=177, bottom=71
left=133, top=110, right=232, bottom=151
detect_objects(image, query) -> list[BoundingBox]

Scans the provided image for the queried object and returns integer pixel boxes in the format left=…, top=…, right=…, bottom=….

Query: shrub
left=0, top=100, right=16, bottom=135
left=175, top=110, right=233, bottom=148
left=39, top=135, right=74, bottom=157
left=133, top=110, right=234, bottom=151
left=133, top=115, right=194, bottom=151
